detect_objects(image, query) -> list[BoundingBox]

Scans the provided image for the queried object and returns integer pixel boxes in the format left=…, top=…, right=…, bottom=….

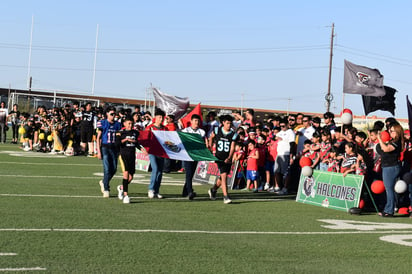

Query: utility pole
left=326, top=23, right=335, bottom=112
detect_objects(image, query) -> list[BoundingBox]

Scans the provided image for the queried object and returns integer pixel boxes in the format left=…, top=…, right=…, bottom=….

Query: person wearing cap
left=273, top=118, right=296, bottom=195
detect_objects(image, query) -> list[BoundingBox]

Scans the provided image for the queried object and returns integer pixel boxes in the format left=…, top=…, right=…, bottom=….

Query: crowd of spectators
left=1, top=101, right=411, bottom=215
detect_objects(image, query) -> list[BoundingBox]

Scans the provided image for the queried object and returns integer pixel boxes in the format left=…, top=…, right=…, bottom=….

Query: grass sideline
left=1, top=144, right=412, bottom=273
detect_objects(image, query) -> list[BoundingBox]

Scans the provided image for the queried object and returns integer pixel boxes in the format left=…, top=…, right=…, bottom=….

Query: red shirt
left=247, top=148, right=258, bottom=171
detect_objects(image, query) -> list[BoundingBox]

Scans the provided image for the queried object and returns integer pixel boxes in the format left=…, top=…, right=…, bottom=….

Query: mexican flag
left=138, top=130, right=217, bottom=161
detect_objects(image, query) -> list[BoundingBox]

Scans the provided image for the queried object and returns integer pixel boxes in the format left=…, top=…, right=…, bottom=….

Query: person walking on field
left=96, top=107, right=122, bottom=198
left=181, top=114, right=206, bottom=200
left=208, top=115, right=238, bottom=204
left=116, top=116, right=143, bottom=204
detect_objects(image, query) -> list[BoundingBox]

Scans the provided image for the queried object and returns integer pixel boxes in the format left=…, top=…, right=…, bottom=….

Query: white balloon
left=394, top=180, right=407, bottom=194
left=341, top=112, right=353, bottom=125
left=301, top=166, right=313, bottom=177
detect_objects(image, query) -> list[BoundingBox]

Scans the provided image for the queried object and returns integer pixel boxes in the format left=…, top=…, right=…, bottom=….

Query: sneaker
left=208, top=188, right=217, bottom=200
left=276, top=188, right=288, bottom=195
left=188, top=192, right=197, bottom=200
left=23, top=147, right=32, bottom=152
left=264, top=183, right=270, bottom=191
left=117, top=185, right=124, bottom=200
left=267, top=186, right=274, bottom=192
left=223, top=196, right=232, bottom=204
left=253, top=188, right=259, bottom=193
left=123, top=195, right=130, bottom=204
left=103, top=191, right=110, bottom=198
left=177, top=168, right=185, bottom=173
left=155, top=193, right=163, bottom=199
left=148, top=190, right=155, bottom=199
left=99, top=180, right=104, bottom=194
left=274, top=186, right=281, bottom=192
left=87, top=153, right=94, bottom=157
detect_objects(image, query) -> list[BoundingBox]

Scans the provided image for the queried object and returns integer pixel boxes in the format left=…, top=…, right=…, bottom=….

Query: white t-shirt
left=0, top=108, right=8, bottom=123
left=182, top=126, right=206, bottom=139
left=297, top=126, right=315, bottom=153
left=276, top=128, right=295, bottom=155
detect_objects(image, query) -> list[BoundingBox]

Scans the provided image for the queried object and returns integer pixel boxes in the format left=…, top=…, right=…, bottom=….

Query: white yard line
left=0, top=227, right=411, bottom=235
left=0, top=253, right=17, bottom=256
left=0, top=161, right=101, bottom=167
left=0, top=193, right=277, bottom=201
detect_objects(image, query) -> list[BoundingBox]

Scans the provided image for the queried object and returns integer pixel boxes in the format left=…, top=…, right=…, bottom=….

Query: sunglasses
left=288, top=119, right=295, bottom=121
left=280, top=125, right=286, bottom=128
left=108, top=112, right=115, bottom=116
left=302, top=120, right=309, bottom=122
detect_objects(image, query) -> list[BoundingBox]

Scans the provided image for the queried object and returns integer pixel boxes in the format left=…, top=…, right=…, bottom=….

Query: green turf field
left=1, top=144, right=412, bottom=273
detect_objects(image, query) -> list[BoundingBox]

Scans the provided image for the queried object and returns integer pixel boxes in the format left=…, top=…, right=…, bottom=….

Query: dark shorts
left=80, top=127, right=94, bottom=143
left=120, top=152, right=136, bottom=175
left=217, top=161, right=232, bottom=174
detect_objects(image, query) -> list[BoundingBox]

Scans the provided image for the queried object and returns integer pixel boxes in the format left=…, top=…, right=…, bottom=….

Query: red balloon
left=380, top=131, right=390, bottom=142
left=371, top=180, right=385, bottom=194
left=358, top=199, right=365, bottom=209
left=342, top=108, right=353, bottom=115
left=299, top=157, right=312, bottom=167
left=398, top=207, right=409, bottom=215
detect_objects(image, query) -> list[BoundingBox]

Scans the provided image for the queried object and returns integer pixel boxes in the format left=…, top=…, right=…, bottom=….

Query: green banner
left=296, top=170, right=364, bottom=212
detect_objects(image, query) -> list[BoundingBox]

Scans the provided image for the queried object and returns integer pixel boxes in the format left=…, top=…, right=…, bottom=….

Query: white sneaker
left=148, top=190, right=155, bottom=199
left=103, top=191, right=110, bottom=198
left=123, top=195, right=130, bottom=204
left=274, top=186, right=281, bottom=192
left=23, top=147, right=31, bottom=152
left=117, top=185, right=124, bottom=200
left=264, top=183, right=270, bottom=191
left=156, top=193, right=163, bottom=199
left=223, top=196, right=232, bottom=204
left=99, top=180, right=104, bottom=194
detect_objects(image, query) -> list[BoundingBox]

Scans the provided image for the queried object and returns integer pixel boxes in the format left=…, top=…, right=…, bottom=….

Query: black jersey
left=81, top=111, right=96, bottom=128
left=214, top=127, right=238, bottom=160
left=118, top=129, right=140, bottom=154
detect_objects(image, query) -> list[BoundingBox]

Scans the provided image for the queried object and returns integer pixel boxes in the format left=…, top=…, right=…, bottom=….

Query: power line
left=0, top=64, right=328, bottom=73
left=0, top=42, right=329, bottom=55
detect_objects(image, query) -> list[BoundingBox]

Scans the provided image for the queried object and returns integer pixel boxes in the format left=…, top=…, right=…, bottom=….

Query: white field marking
left=0, top=267, right=46, bottom=271
left=319, top=219, right=412, bottom=231
left=0, top=193, right=277, bottom=202
left=8, top=153, right=66, bottom=158
left=0, top=174, right=99, bottom=179
left=380, top=235, right=412, bottom=247
left=0, top=227, right=411, bottom=235
left=0, top=253, right=17, bottom=256
left=0, top=194, right=100, bottom=198
left=0, top=161, right=101, bottom=167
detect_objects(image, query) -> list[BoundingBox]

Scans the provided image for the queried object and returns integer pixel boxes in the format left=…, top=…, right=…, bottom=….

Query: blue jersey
left=97, top=119, right=121, bottom=144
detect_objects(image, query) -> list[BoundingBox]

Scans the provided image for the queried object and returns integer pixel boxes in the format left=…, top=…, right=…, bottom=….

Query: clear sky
left=1, top=0, right=411, bottom=118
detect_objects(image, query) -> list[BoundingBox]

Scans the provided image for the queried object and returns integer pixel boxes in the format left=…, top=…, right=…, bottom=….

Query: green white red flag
left=138, top=130, right=217, bottom=161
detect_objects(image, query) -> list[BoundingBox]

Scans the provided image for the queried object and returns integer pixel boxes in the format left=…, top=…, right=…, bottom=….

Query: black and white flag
left=343, top=60, right=385, bottom=97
